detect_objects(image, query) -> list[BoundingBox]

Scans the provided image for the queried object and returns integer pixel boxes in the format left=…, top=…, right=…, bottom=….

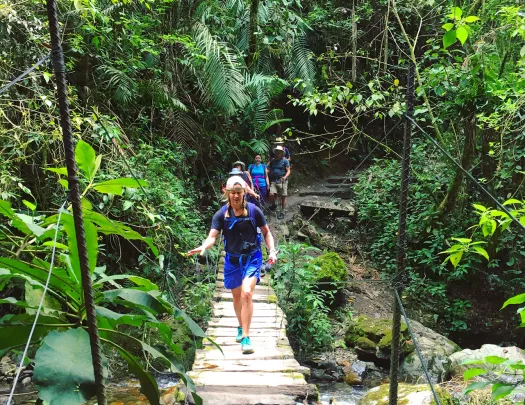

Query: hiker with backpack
left=268, top=137, right=291, bottom=163
left=248, top=154, right=270, bottom=208
left=232, top=161, right=253, bottom=189
left=187, top=176, right=277, bottom=354
left=268, top=146, right=291, bottom=220
left=228, top=167, right=260, bottom=206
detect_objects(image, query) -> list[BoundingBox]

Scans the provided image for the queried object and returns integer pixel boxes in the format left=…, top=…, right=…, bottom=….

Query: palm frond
left=285, top=35, right=316, bottom=90
left=165, top=110, right=201, bottom=151
left=96, top=65, right=137, bottom=106
left=190, top=22, right=249, bottom=115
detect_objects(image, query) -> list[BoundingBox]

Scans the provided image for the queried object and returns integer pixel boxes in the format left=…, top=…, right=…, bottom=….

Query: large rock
left=400, top=320, right=460, bottom=383
left=358, top=383, right=454, bottom=405
left=450, top=344, right=525, bottom=385
left=345, top=316, right=414, bottom=364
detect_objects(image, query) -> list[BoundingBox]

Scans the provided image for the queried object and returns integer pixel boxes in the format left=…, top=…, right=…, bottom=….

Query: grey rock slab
left=192, top=358, right=308, bottom=374
left=300, top=199, right=355, bottom=217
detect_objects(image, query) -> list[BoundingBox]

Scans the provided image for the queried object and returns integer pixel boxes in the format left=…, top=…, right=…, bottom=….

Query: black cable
left=394, top=289, right=442, bottom=405
left=0, top=54, right=51, bottom=96
left=407, top=115, right=525, bottom=235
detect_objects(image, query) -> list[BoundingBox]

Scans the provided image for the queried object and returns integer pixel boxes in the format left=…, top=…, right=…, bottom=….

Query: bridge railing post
left=388, top=62, right=415, bottom=405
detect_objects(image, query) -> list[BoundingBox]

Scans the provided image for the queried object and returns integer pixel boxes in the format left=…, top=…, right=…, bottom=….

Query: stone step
left=206, top=327, right=286, bottom=339
left=192, top=358, right=308, bottom=374
left=326, top=175, right=360, bottom=184
left=195, top=345, right=295, bottom=361
left=300, top=199, right=355, bottom=218
left=298, top=187, right=354, bottom=199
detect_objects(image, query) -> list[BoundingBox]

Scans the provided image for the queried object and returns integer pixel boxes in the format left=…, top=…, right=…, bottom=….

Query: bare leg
left=241, top=276, right=257, bottom=337
left=231, top=286, right=242, bottom=327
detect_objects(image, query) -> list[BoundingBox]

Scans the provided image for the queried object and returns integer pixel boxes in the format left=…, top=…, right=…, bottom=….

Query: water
left=316, top=382, right=367, bottom=405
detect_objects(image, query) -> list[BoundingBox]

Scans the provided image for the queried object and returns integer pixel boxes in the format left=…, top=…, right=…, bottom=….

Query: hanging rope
left=0, top=54, right=50, bottom=96
left=6, top=201, right=66, bottom=405
left=45, top=0, right=107, bottom=403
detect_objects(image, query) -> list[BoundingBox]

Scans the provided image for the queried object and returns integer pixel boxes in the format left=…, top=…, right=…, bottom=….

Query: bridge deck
left=189, top=257, right=317, bottom=404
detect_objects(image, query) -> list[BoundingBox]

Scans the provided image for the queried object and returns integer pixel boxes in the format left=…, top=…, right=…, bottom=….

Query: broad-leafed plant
left=0, top=140, right=209, bottom=405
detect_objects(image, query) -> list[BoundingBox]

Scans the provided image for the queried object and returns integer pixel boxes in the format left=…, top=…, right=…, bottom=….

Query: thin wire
left=407, top=115, right=525, bottom=234
left=394, top=289, right=442, bottom=405
left=0, top=54, right=51, bottom=96
left=7, top=199, right=67, bottom=405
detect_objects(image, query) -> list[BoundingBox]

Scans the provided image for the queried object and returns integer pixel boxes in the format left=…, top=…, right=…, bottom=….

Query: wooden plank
left=205, top=327, right=286, bottom=338
left=215, top=292, right=275, bottom=302
left=195, top=346, right=295, bottom=361
left=212, top=308, right=282, bottom=318
left=208, top=318, right=286, bottom=328
left=213, top=302, right=278, bottom=311
left=189, top=371, right=307, bottom=387
left=203, top=335, right=290, bottom=347
left=192, top=358, right=308, bottom=374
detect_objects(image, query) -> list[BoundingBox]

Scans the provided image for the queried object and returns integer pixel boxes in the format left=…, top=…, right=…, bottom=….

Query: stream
left=315, top=382, right=366, bottom=405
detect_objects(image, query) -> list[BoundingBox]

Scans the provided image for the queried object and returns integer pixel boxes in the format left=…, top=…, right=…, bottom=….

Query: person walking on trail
left=187, top=176, right=277, bottom=354
left=268, top=137, right=291, bottom=163
left=232, top=161, right=253, bottom=189
left=228, top=167, right=260, bottom=206
left=268, top=146, right=291, bottom=220
left=248, top=155, right=270, bottom=208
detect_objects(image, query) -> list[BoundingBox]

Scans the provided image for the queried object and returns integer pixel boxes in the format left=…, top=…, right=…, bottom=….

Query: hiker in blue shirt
left=268, top=137, right=291, bottom=163
left=187, top=176, right=277, bottom=354
left=268, top=146, right=291, bottom=220
left=248, top=154, right=270, bottom=208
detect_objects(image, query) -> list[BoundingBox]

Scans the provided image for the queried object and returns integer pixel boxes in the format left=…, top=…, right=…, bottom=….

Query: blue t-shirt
left=269, top=158, right=290, bottom=181
left=248, top=163, right=267, bottom=187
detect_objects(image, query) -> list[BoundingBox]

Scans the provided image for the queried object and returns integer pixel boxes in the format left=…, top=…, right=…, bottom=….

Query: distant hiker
left=248, top=155, right=270, bottom=207
left=268, top=146, right=291, bottom=220
left=229, top=167, right=260, bottom=205
left=232, top=161, right=253, bottom=189
left=187, top=176, right=277, bottom=354
left=268, top=137, right=291, bottom=163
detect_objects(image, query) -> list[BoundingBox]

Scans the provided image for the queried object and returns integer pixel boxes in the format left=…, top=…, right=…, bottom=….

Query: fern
left=286, top=35, right=316, bottom=90
left=97, top=65, right=137, bottom=106
left=165, top=110, right=200, bottom=151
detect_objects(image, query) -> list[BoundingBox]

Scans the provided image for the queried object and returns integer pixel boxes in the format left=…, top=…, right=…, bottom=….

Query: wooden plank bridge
left=189, top=255, right=317, bottom=404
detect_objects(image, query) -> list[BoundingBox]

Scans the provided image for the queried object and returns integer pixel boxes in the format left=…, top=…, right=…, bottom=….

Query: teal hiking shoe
left=235, top=326, right=243, bottom=343
left=241, top=337, right=254, bottom=354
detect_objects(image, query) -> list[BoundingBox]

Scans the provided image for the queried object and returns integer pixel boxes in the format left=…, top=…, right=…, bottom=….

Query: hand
left=255, top=194, right=261, bottom=200
left=187, top=246, right=206, bottom=257
left=281, top=178, right=285, bottom=183
left=268, top=251, right=277, bottom=265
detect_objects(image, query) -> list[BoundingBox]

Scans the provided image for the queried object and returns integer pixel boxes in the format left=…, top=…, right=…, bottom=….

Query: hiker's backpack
left=220, top=203, right=262, bottom=254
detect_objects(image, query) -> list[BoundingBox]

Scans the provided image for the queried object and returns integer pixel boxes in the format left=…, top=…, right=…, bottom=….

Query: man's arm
left=187, top=229, right=220, bottom=256
left=260, top=225, right=277, bottom=264
left=283, top=164, right=291, bottom=181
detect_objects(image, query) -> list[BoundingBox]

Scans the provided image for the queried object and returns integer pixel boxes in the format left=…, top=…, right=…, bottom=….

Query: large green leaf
left=62, top=213, right=98, bottom=276
left=95, top=306, right=146, bottom=327
left=502, top=293, right=525, bottom=309
left=456, top=26, right=468, bottom=45
left=101, top=289, right=170, bottom=315
left=33, top=329, right=108, bottom=405
left=443, top=30, right=457, bottom=48
left=75, top=140, right=97, bottom=180
left=0, top=313, right=66, bottom=355
left=93, top=178, right=148, bottom=195
left=25, top=282, right=63, bottom=316
left=0, top=200, right=15, bottom=219
left=94, top=274, right=159, bottom=291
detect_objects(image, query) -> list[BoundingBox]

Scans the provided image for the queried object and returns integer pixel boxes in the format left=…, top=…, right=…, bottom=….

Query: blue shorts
left=223, top=250, right=262, bottom=290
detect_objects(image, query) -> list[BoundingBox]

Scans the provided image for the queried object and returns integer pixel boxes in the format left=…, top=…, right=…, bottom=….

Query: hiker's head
left=274, top=146, right=285, bottom=159
left=229, top=167, right=243, bottom=176
left=255, top=154, right=262, bottom=163
left=233, top=161, right=246, bottom=171
left=224, top=176, right=248, bottom=214
left=275, top=137, right=284, bottom=145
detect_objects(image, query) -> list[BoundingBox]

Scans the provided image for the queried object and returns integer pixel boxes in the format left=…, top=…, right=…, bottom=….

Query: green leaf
left=93, top=154, right=102, bottom=180
left=450, top=251, right=463, bottom=268
left=75, top=140, right=97, bottom=180
left=58, top=179, right=69, bottom=190
left=502, top=293, right=525, bottom=309
left=443, top=30, right=457, bottom=48
left=44, top=167, right=68, bottom=176
left=23, top=200, right=36, bottom=212
left=93, top=178, right=148, bottom=196
left=462, top=381, right=490, bottom=395
left=24, top=282, right=62, bottom=316
left=96, top=306, right=145, bottom=327
left=442, top=23, right=454, bottom=31
left=464, top=368, right=486, bottom=380
left=0, top=200, right=15, bottom=219
left=451, top=237, right=472, bottom=243
left=456, top=26, right=469, bottom=45
left=473, top=203, right=487, bottom=212
left=484, top=355, right=506, bottom=365
left=503, top=199, right=522, bottom=206
left=102, top=289, right=169, bottom=315
left=450, top=6, right=463, bottom=20
left=492, top=383, right=515, bottom=400
left=464, top=16, right=480, bottom=22
left=42, top=241, right=69, bottom=250
left=33, top=329, right=108, bottom=405
left=62, top=214, right=98, bottom=276
left=94, top=275, right=159, bottom=291
left=472, top=246, right=489, bottom=261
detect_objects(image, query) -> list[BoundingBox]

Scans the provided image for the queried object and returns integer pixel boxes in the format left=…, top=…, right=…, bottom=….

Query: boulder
left=345, top=316, right=414, bottom=364
left=400, top=320, right=460, bottom=383
left=310, top=252, right=348, bottom=288
left=357, top=383, right=454, bottom=405
left=450, top=344, right=525, bottom=385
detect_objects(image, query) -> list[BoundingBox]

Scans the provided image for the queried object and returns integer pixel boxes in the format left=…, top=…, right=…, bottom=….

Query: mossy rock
left=310, top=252, right=347, bottom=287
left=356, top=336, right=377, bottom=351
left=357, top=383, right=454, bottom=405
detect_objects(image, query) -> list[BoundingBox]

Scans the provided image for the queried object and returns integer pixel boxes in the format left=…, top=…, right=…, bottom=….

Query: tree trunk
left=351, top=0, right=357, bottom=82
left=248, top=0, right=259, bottom=67
left=438, top=114, right=477, bottom=217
